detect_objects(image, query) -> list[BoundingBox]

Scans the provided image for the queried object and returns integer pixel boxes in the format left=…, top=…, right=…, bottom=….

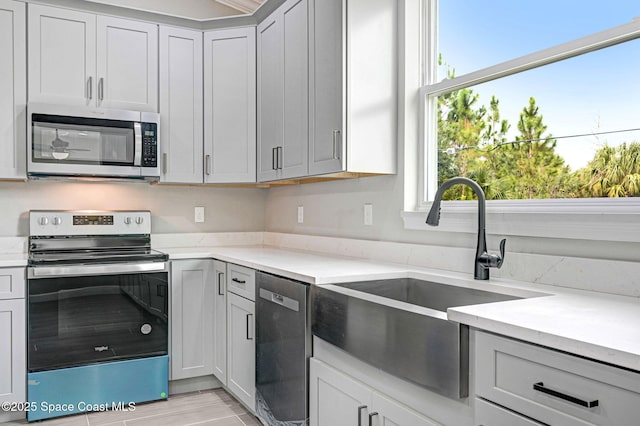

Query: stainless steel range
left=26, top=210, right=169, bottom=422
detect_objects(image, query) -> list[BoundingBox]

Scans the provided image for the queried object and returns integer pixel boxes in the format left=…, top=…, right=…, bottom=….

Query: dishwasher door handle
left=259, top=288, right=300, bottom=312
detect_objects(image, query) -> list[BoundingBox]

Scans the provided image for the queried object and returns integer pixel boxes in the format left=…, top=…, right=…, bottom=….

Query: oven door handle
left=28, top=262, right=167, bottom=279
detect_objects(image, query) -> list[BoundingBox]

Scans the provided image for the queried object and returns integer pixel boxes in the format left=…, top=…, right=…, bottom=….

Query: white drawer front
left=0, top=268, right=25, bottom=300
left=476, top=332, right=640, bottom=426
left=226, top=263, right=255, bottom=301
left=475, top=398, right=543, bottom=426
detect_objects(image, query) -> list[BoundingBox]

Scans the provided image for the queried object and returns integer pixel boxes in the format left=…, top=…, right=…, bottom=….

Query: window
left=420, top=1, right=640, bottom=203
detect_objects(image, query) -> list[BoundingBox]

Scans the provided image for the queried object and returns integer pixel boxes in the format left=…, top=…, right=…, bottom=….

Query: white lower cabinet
left=475, top=398, right=542, bottom=426
left=212, top=260, right=227, bottom=385
left=475, top=331, right=640, bottom=426
left=0, top=268, right=25, bottom=423
left=226, top=291, right=255, bottom=411
left=170, top=260, right=214, bottom=380
left=310, top=358, right=439, bottom=426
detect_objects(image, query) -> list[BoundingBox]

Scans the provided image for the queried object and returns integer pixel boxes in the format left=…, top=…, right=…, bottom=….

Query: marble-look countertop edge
left=163, top=245, right=640, bottom=372
left=0, top=255, right=28, bottom=267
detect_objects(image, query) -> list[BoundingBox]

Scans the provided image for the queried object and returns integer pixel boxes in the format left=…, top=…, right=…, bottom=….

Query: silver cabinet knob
left=124, top=217, right=132, bottom=225
left=52, top=217, right=62, bottom=226
left=136, top=217, right=144, bottom=225
left=39, top=217, right=49, bottom=226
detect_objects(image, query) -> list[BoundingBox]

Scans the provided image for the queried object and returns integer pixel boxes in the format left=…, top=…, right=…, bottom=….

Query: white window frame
left=405, top=2, right=640, bottom=242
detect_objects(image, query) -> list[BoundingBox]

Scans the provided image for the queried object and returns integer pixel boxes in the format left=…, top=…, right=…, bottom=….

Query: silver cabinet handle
left=278, top=146, right=283, bottom=170
left=162, top=153, right=168, bottom=174
left=87, top=76, right=93, bottom=100
left=217, top=272, right=224, bottom=296
left=246, top=313, right=253, bottom=340
left=205, top=154, right=211, bottom=176
left=368, top=412, right=378, bottom=426
left=98, top=77, right=104, bottom=101
left=333, top=130, right=341, bottom=160
left=272, top=147, right=277, bottom=170
left=357, top=405, right=368, bottom=426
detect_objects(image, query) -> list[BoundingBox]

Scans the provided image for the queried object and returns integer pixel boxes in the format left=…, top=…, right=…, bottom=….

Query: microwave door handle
left=134, top=122, right=142, bottom=166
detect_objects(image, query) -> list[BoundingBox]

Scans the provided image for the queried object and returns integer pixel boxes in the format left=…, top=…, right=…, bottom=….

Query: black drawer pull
left=533, top=382, right=599, bottom=408
left=232, top=278, right=246, bottom=284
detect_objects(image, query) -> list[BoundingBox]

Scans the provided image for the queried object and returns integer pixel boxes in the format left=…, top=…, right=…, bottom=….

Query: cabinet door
left=28, top=4, right=96, bottom=107
left=170, top=260, right=214, bottom=380
left=227, top=292, right=255, bottom=411
left=372, top=392, right=441, bottom=426
left=204, top=27, right=256, bottom=183
left=280, top=0, right=309, bottom=179
left=309, top=358, right=371, bottom=426
left=0, top=0, right=26, bottom=180
left=96, top=16, right=158, bottom=112
left=0, top=299, right=26, bottom=423
left=257, top=14, right=283, bottom=182
left=159, top=26, right=203, bottom=184
left=212, top=260, right=227, bottom=385
left=475, top=398, right=543, bottom=426
left=308, top=0, right=344, bottom=175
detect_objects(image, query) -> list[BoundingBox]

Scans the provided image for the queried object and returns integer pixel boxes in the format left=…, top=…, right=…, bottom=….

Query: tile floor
left=4, top=389, right=261, bottom=426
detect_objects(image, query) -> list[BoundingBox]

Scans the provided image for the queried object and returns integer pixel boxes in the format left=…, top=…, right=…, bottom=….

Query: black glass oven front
left=28, top=270, right=168, bottom=372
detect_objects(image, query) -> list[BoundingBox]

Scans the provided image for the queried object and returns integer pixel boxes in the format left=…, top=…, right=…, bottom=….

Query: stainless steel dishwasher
left=255, top=271, right=311, bottom=426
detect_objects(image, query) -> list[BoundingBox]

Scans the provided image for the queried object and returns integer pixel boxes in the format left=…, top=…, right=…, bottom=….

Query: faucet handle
left=496, top=238, right=506, bottom=268
left=482, top=238, right=506, bottom=269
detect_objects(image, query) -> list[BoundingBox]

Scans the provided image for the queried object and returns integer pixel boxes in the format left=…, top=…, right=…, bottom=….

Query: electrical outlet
left=297, top=206, right=304, bottom=224
left=194, top=207, right=205, bottom=223
left=364, top=204, right=373, bottom=226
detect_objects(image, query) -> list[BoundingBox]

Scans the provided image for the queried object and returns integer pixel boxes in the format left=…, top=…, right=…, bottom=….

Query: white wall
left=0, top=181, right=266, bottom=236
left=264, top=176, right=640, bottom=262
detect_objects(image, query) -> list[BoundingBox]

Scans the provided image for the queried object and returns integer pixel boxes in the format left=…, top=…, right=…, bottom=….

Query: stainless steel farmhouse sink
left=310, top=278, right=523, bottom=399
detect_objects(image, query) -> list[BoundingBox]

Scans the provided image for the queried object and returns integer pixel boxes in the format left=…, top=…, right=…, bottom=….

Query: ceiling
left=215, top=0, right=264, bottom=14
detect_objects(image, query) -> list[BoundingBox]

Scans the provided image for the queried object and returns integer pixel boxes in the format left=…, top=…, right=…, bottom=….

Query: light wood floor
left=5, top=389, right=260, bottom=426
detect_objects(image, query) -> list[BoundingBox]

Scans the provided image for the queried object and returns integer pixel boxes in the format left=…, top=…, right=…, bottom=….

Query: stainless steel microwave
left=27, top=104, right=160, bottom=180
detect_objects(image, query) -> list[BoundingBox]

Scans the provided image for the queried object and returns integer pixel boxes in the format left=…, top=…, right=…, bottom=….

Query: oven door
left=27, top=262, right=168, bottom=372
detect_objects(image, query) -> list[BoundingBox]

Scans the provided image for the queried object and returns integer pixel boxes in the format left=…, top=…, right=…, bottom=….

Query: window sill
left=402, top=199, right=640, bottom=242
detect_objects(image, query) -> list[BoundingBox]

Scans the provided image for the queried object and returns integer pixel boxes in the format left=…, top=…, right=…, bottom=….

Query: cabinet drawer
left=475, top=398, right=542, bottom=426
left=0, top=268, right=25, bottom=299
left=476, top=332, right=640, bottom=426
left=226, top=264, right=255, bottom=301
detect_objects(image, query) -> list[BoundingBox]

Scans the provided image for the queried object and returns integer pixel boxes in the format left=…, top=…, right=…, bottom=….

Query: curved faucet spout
left=425, top=177, right=504, bottom=280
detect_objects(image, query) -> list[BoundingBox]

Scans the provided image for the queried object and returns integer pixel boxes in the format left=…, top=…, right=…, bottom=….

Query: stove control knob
left=52, top=217, right=62, bottom=226
left=136, top=217, right=144, bottom=225
left=39, top=217, right=49, bottom=226
left=124, top=217, right=133, bottom=225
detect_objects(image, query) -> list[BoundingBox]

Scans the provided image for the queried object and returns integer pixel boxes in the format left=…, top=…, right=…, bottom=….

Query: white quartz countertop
left=163, top=245, right=640, bottom=372
left=0, top=253, right=28, bottom=267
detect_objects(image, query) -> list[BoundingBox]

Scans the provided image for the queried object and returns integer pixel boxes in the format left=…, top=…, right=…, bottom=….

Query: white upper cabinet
left=308, top=0, right=343, bottom=175
left=257, top=0, right=308, bottom=182
left=159, top=26, right=203, bottom=184
left=204, top=27, right=256, bottom=183
left=257, top=14, right=283, bottom=182
left=309, top=0, right=398, bottom=176
left=0, top=0, right=26, bottom=180
left=28, top=4, right=96, bottom=107
left=96, top=16, right=158, bottom=112
left=28, top=4, right=158, bottom=112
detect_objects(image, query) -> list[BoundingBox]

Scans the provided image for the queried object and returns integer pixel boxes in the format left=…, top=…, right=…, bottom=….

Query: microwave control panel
left=141, top=123, right=157, bottom=167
